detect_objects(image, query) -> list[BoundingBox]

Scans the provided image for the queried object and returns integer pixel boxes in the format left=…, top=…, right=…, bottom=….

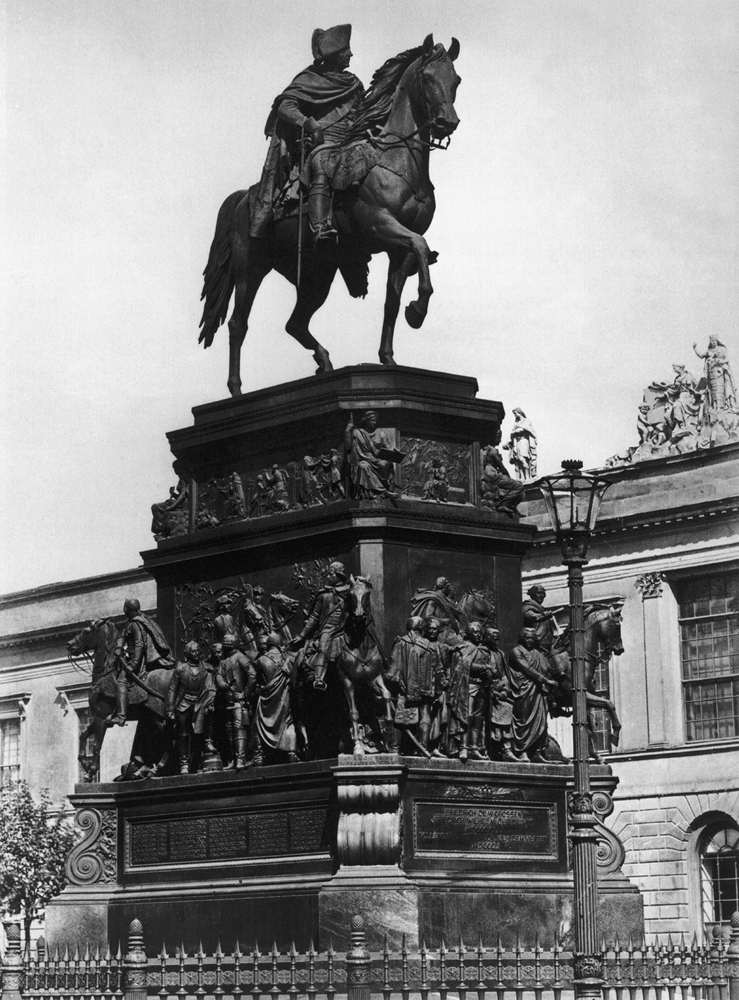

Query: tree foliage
left=0, top=782, right=74, bottom=938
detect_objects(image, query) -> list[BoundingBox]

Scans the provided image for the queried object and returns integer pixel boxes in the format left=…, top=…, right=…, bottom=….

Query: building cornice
left=523, top=538, right=739, bottom=588
left=529, top=498, right=739, bottom=550
left=0, top=566, right=152, bottom=609
left=0, top=609, right=158, bottom=655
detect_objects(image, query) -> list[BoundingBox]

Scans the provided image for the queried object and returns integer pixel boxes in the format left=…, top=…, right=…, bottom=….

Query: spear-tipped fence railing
left=2, top=912, right=738, bottom=1000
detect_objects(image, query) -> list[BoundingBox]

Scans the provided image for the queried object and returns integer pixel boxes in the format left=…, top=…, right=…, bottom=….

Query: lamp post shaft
left=567, top=558, right=603, bottom=1000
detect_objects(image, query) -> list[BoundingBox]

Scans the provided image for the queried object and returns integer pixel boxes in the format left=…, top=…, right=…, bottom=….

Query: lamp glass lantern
left=536, top=459, right=613, bottom=562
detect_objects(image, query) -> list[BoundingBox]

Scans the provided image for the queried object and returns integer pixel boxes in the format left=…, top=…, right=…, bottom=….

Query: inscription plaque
left=413, top=801, right=558, bottom=859
left=127, top=806, right=328, bottom=869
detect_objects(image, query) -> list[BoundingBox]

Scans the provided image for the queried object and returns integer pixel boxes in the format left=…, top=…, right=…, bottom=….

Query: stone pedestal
left=47, top=757, right=642, bottom=951
left=142, top=365, right=534, bottom=655
left=48, top=367, right=643, bottom=950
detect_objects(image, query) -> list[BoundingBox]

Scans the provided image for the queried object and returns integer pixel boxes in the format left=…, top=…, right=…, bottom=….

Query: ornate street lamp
left=535, top=459, right=615, bottom=1000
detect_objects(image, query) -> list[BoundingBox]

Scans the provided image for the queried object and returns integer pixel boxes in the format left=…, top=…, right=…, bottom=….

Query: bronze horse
left=198, top=35, right=461, bottom=396
left=548, top=605, right=625, bottom=756
left=67, top=620, right=174, bottom=780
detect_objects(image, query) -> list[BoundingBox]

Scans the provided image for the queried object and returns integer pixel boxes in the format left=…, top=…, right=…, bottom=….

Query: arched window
left=700, top=824, right=739, bottom=933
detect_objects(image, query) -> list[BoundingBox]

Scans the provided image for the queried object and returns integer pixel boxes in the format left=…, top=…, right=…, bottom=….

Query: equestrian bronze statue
left=198, top=31, right=461, bottom=396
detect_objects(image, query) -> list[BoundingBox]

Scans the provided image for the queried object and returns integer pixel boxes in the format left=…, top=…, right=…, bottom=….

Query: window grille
left=678, top=572, right=739, bottom=742
left=700, top=824, right=739, bottom=934
left=0, top=717, right=21, bottom=787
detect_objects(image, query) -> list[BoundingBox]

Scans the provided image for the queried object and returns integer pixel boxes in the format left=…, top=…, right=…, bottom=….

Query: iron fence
left=2, top=914, right=738, bottom=1000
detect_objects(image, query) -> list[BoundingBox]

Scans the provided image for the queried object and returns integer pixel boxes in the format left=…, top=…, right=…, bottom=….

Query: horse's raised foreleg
left=585, top=691, right=622, bottom=746
left=284, top=263, right=337, bottom=375
left=379, top=249, right=416, bottom=365
left=355, top=206, right=434, bottom=329
left=227, top=241, right=270, bottom=397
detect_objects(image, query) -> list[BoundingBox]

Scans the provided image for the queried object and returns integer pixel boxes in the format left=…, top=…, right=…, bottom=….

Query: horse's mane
left=347, top=44, right=425, bottom=140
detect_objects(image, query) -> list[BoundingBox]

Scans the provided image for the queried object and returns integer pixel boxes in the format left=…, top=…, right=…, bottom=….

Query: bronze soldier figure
left=388, top=616, right=436, bottom=754
left=111, top=598, right=172, bottom=726
left=166, top=641, right=217, bottom=774
left=461, top=621, right=490, bottom=760
left=252, top=24, right=364, bottom=241
left=521, top=585, right=559, bottom=656
left=482, top=626, right=516, bottom=761
left=289, top=561, right=350, bottom=689
left=217, top=633, right=257, bottom=769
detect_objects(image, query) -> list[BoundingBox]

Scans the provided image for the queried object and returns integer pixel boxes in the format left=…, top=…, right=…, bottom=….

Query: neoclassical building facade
left=522, top=440, right=739, bottom=940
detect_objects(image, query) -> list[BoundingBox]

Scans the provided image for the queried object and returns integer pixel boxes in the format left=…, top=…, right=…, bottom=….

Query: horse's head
left=67, top=618, right=119, bottom=674
left=67, top=619, right=104, bottom=657
left=412, top=35, right=462, bottom=145
left=587, top=605, right=625, bottom=658
left=347, top=574, right=373, bottom=623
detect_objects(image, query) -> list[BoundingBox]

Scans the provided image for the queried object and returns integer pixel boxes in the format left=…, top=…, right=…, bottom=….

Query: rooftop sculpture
left=606, top=336, right=739, bottom=466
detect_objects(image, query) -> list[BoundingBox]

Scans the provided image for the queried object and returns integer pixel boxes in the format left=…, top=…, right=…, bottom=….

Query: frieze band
left=67, top=575, right=625, bottom=782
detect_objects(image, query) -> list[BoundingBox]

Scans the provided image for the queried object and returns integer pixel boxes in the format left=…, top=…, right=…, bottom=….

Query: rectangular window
left=0, top=717, right=21, bottom=787
left=590, top=645, right=612, bottom=753
left=679, top=572, right=739, bottom=742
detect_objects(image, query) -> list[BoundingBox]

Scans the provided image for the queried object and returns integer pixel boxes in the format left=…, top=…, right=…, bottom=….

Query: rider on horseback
left=289, top=561, right=350, bottom=688
left=251, top=24, right=364, bottom=242
left=522, top=585, right=559, bottom=656
left=110, top=598, right=173, bottom=727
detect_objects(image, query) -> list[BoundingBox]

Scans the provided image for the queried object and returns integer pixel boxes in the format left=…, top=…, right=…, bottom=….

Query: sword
left=114, top=652, right=166, bottom=702
left=297, top=123, right=306, bottom=289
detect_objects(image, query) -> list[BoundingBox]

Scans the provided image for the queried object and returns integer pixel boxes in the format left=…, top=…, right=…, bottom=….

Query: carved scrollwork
left=65, top=807, right=118, bottom=885
left=591, top=790, right=614, bottom=819
left=594, top=819, right=626, bottom=874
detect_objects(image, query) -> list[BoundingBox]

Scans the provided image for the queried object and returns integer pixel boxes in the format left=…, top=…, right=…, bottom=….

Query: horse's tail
left=198, top=190, right=245, bottom=348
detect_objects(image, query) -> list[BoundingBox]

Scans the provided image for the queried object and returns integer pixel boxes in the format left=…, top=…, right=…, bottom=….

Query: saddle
left=93, top=670, right=149, bottom=707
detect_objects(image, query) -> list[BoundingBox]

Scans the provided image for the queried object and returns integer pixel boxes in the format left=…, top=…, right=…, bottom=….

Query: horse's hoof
left=313, top=348, right=334, bottom=375
left=379, top=353, right=397, bottom=367
left=405, top=302, right=426, bottom=329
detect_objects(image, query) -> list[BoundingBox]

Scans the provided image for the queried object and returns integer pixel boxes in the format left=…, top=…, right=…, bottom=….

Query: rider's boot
left=110, top=680, right=128, bottom=727
left=176, top=736, right=190, bottom=775
left=235, top=731, right=249, bottom=770
left=308, top=170, right=337, bottom=242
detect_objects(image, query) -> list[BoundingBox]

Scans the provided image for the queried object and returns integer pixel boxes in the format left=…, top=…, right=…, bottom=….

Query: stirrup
left=311, top=221, right=338, bottom=243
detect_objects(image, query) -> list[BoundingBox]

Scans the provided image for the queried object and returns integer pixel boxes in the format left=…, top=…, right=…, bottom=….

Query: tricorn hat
left=312, top=24, right=352, bottom=60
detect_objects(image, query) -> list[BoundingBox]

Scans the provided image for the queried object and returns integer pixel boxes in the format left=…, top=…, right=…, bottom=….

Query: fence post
left=123, top=920, right=147, bottom=1000
left=346, top=916, right=371, bottom=1000
left=727, top=911, right=739, bottom=1000
left=1, top=921, right=23, bottom=1000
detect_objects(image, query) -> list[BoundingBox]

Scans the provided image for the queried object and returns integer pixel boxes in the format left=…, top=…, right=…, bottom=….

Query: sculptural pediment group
left=606, top=337, right=739, bottom=467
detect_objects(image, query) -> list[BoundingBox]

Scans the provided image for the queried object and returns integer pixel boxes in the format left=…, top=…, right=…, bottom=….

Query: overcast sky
left=1, top=0, right=737, bottom=595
